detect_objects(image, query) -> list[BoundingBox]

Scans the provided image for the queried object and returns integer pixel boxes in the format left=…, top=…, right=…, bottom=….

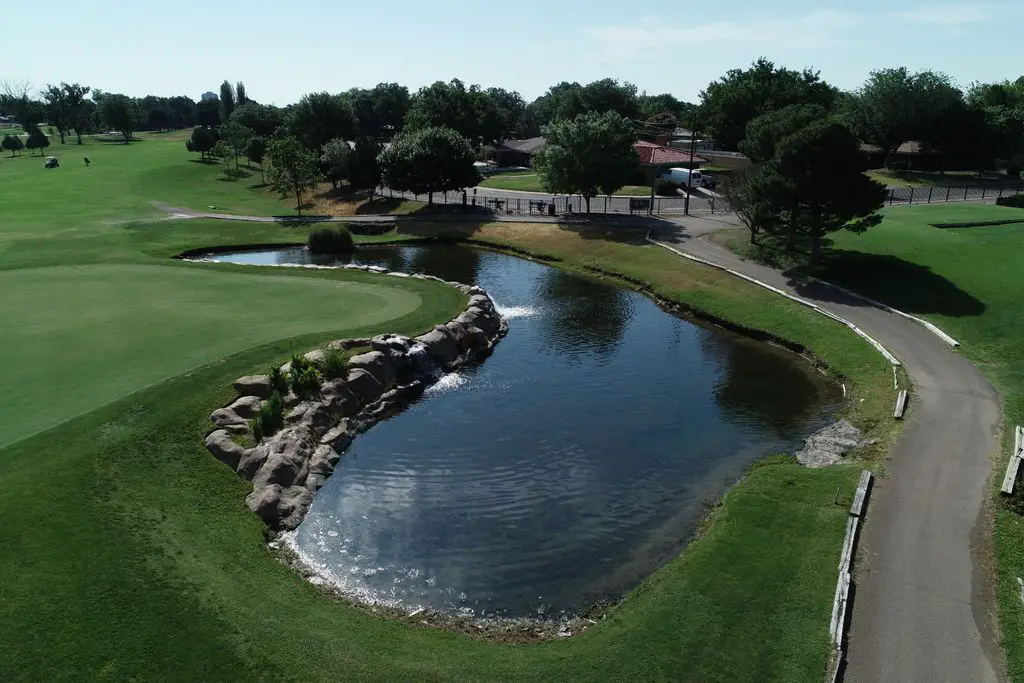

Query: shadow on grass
left=215, top=168, right=254, bottom=182
left=188, top=158, right=219, bottom=165
left=793, top=250, right=986, bottom=317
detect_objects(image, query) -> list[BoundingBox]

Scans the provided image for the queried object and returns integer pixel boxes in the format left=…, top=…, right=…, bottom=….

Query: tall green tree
left=219, top=80, right=236, bottom=121
left=267, top=136, right=321, bottom=215
left=532, top=111, right=639, bottom=213
left=218, top=119, right=250, bottom=171
left=741, top=110, right=887, bottom=264
left=248, top=136, right=268, bottom=182
left=845, top=67, right=962, bottom=168
left=189, top=126, right=216, bottom=161
left=349, top=137, right=382, bottom=200
left=196, top=97, right=220, bottom=127
left=235, top=81, right=247, bottom=106
left=378, top=126, right=479, bottom=204
left=739, top=104, right=829, bottom=163
left=320, top=138, right=352, bottom=189
left=404, top=79, right=481, bottom=142
left=98, top=94, right=138, bottom=140
left=2, top=133, right=24, bottom=156
left=289, top=92, right=356, bottom=152
left=42, top=83, right=89, bottom=144
left=25, top=125, right=50, bottom=156
left=230, top=102, right=281, bottom=138
left=700, top=58, right=838, bottom=150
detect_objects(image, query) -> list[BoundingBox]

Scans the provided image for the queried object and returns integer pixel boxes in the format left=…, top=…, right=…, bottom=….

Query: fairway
left=480, top=171, right=652, bottom=196
left=0, top=263, right=425, bottom=447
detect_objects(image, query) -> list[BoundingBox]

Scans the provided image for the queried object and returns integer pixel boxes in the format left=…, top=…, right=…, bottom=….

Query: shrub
left=268, top=366, right=289, bottom=395
left=307, top=225, right=354, bottom=254
left=249, top=391, right=284, bottom=440
left=288, top=353, right=322, bottom=399
left=320, top=345, right=348, bottom=379
left=996, top=193, right=1024, bottom=209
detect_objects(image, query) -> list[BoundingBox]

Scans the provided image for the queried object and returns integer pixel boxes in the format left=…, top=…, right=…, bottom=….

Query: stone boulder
left=464, top=326, right=491, bottom=351
left=320, top=418, right=353, bottom=451
left=205, top=429, right=245, bottom=470
left=415, top=326, right=459, bottom=366
left=246, top=484, right=313, bottom=529
left=309, top=444, right=339, bottom=477
left=347, top=351, right=396, bottom=390
left=328, top=338, right=372, bottom=351
left=210, top=407, right=248, bottom=429
left=252, top=426, right=315, bottom=488
left=346, top=368, right=384, bottom=405
left=233, top=375, right=272, bottom=399
left=457, top=307, right=498, bottom=337
left=284, top=401, right=333, bottom=431
left=321, top=380, right=360, bottom=417
left=795, top=420, right=865, bottom=468
left=237, top=445, right=269, bottom=480
left=228, top=395, right=262, bottom=419
left=445, top=321, right=470, bottom=353
left=468, top=294, right=493, bottom=312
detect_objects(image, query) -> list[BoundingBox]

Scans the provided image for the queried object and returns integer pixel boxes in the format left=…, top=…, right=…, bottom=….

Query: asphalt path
left=652, top=217, right=1003, bottom=682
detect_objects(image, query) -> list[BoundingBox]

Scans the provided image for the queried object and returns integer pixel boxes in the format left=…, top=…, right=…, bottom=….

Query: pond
left=197, top=244, right=841, bottom=620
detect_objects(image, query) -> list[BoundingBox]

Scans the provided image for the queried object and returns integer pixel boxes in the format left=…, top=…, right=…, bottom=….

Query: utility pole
left=684, top=111, right=698, bottom=216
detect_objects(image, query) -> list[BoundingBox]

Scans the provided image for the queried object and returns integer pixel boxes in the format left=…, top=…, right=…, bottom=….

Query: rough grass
left=867, top=169, right=1019, bottom=188
left=743, top=203, right=1024, bottom=679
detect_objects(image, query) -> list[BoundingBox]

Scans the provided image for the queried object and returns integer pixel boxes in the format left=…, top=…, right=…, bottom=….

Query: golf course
left=19, top=132, right=1022, bottom=681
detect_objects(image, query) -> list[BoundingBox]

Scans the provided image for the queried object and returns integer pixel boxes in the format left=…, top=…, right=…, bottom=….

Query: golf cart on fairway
left=44, top=156, right=59, bottom=168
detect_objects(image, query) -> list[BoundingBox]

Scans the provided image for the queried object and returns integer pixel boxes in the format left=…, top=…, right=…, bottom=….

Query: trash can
left=547, top=202, right=555, bottom=216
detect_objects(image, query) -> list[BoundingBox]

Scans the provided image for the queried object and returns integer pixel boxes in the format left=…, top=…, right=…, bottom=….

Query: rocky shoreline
left=203, top=266, right=508, bottom=531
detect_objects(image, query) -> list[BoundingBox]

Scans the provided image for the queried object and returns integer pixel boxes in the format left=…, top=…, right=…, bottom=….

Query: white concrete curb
left=813, top=278, right=960, bottom=348
left=648, top=239, right=902, bottom=367
left=827, top=470, right=873, bottom=683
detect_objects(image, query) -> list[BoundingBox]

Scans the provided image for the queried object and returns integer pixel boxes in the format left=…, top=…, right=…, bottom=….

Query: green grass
left=480, top=172, right=652, bottom=196
left=0, top=131, right=900, bottom=681
left=751, top=203, right=1024, bottom=678
left=867, top=169, right=1019, bottom=188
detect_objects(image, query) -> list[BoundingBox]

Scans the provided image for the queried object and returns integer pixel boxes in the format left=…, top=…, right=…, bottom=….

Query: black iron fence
left=380, top=186, right=726, bottom=217
left=885, top=183, right=1024, bottom=206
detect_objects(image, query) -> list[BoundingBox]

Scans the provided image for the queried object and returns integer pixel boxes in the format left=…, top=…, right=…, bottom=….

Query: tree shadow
left=355, top=197, right=419, bottom=215
left=188, top=158, right=219, bottom=165
left=215, top=168, right=253, bottom=183
left=791, top=250, right=986, bottom=317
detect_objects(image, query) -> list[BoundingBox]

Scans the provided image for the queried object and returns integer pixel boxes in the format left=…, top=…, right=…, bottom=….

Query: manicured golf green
left=811, top=203, right=1024, bottom=679
left=0, top=132, right=898, bottom=681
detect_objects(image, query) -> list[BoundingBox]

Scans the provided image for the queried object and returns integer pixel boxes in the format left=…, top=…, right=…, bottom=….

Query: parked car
left=658, top=167, right=711, bottom=189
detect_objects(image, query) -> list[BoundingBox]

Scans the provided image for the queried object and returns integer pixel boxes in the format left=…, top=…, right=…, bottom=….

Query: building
left=483, top=137, right=547, bottom=167
left=200, top=91, right=218, bottom=102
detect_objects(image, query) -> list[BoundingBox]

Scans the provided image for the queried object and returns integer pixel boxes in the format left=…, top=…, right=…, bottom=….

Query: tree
left=349, top=137, right=382, bottom=200
left=378, top=126, right=479, bottom=204
left=230, top=102, right=280, bottom=138
left=742, top=111, right=887, bottom=265
left=289, top=92, right=356, bottom=152
left=525, top=79, right=643, bottom=134
left=700, top=58, right=838, bottom=150
left=196, top=97, right=220, bottom=127
left=189, top=126, right=216, bottom=160
left=236, top=81, right=247, bottom=106
left=478, top=87, right=526, bottom=142
left=267, top=136, right=321, bottom=215
left=42, top=83, right=89, bottom=144
left=25, top=125, right=50, bottom=155
left=846, top=68, right=962, bottom=168
left=2, top=134, right=24, bottom=156
left=219, top=80, right=236, bottom=121
left=532, top=111, right=639, bottom=213
left=219, top=119, right=250, bottom=171
left=739, top=104, right=829, bottom=163
left=370, top=82, right=410, bottom=138
left=320, top=138, right=352, bottom=190
left=98, top=94, right=138, bottom=140
left=248, top=136, right=268, bottom=182
left=1, top=79, right=44, bottom=129
left=404, top=79, right=481, bottom=141
left=639, top=93, right=694, bottom=123
left=211, top=140, right=235, bottom=177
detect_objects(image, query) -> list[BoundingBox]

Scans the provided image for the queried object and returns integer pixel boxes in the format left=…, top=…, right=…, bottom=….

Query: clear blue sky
left=2, top=0, right=1020, bottom=105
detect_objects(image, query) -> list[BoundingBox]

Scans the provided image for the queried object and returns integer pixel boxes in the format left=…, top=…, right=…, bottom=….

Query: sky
left=2, top=0, right=1022, bottom=105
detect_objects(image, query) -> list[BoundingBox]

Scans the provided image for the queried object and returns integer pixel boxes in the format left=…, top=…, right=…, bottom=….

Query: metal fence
left=885, top=183, right=1024, bottom=206
left=381, top=187, right=726, bottom=217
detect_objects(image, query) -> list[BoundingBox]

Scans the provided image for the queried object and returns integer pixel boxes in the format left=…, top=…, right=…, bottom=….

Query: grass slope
left=779, top=203, right=1024, bottom=678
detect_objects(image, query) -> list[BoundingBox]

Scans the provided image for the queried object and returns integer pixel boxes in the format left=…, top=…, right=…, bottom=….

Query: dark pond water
left=198, top=245, right=841, bottom=619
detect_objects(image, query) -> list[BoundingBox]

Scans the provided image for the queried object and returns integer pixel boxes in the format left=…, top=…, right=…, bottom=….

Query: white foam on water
left=494, top=303, right=538, bottom=319
left=424, top=372, right=467, bottom=395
